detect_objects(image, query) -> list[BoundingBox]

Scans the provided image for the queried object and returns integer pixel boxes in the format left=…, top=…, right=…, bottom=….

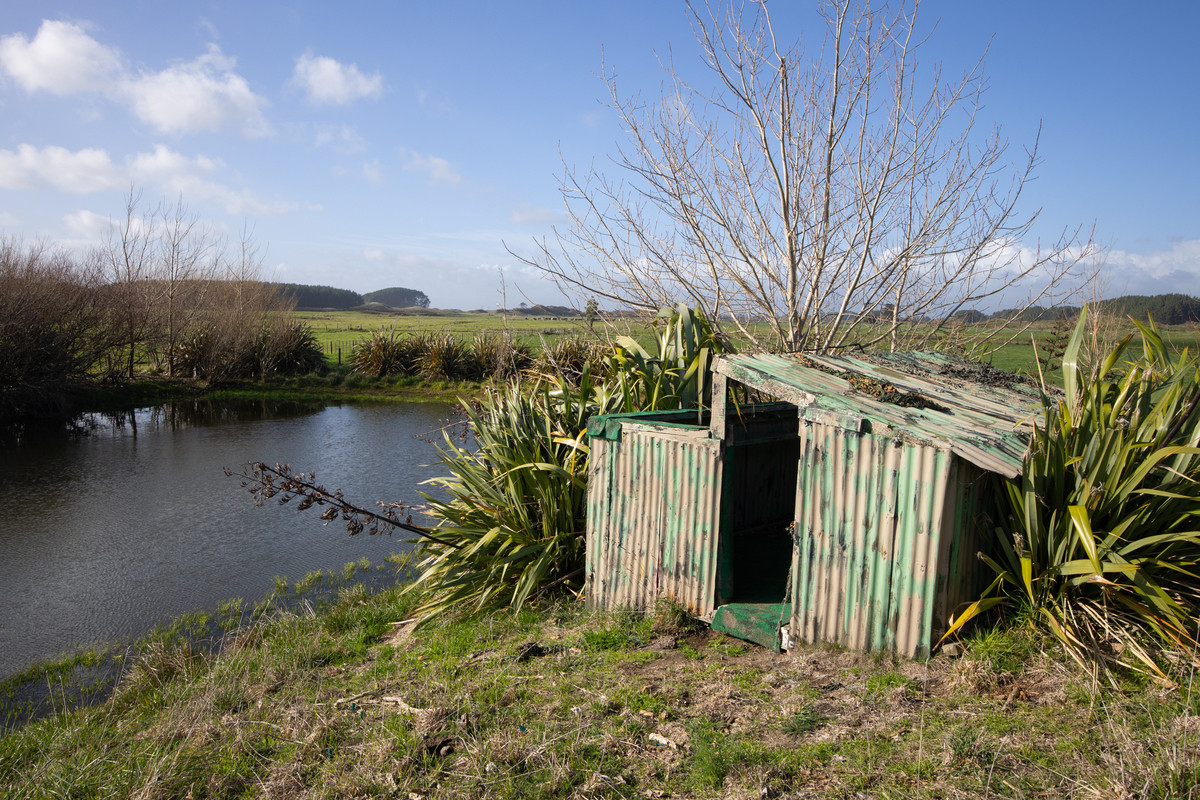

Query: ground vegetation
left=1, top=584, right=1195, bottom=799
left=950, top=309, right=1200, bottom=682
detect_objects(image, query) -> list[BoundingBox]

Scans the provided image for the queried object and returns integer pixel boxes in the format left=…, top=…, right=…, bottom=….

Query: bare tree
left=514, top=0, right=1098, bottom=353
left=150, top=196, right=221, bottom=376
left=100, top=187, right=157, bottom=378
left=202, top=225, right=296, bottom=380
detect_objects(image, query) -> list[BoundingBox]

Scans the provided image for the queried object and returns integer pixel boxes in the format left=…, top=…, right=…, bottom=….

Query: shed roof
left=713, top=351, right=1043, bottom=478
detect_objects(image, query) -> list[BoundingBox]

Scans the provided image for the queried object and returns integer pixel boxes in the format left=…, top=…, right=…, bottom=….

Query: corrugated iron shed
left=585, top=350, right=1042, bottom=660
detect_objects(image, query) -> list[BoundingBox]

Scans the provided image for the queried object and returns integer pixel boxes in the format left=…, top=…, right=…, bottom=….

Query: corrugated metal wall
left=585, top=425, right=723, bottom=615
left=790, top=420, right=959, bottom=659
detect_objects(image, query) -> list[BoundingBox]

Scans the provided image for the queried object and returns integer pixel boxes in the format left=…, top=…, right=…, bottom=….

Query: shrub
left=608, top=303, right=728, bottom=413
left=350, top=330, right=415, bottom=377
left=415, top=332, right=468, bottom=380
left=535, top=337, right=607, bottom=384
left=0, top=241, right=115, bottom=418
left=404, top=370, right=612, bottom=618
left=172, top=321, right=326, bottom=380
left=468, top=331, right=532, bottom=380
left=263, top=321, right=326, bottom=376
left=951, top=308, right=1200, bottom=678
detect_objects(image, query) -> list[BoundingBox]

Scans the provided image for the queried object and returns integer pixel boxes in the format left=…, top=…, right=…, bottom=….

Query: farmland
left=295, top=308, right=1200, bottom=386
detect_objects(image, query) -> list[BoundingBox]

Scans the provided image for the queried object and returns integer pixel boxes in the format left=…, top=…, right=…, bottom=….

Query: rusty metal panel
left=586, top=422, right=723, bottom=616
left=790, top=421, right=962, bottom=659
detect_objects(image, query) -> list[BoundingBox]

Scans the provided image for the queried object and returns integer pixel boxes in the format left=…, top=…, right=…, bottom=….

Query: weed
left=652, top=597, right=703, bottom=635
left=964, top=624, right=1041, bottom=675
left=582, top=627, right=639, bottom=652
left=782, top=706, right=829, bottom=736
left=731, top=667, right=763, bottom=691
left=709, top=636, right=751, bottom=657
left=865, top=670, right=915, bottom=700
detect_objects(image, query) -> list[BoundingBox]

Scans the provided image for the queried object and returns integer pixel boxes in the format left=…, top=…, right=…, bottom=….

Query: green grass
left=295, top=308, right=608, bottom=358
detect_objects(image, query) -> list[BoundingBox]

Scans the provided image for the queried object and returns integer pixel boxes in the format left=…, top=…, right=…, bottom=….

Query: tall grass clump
left=467, top=331, right=533, bottom=380
left=173, top=320, right=326, bottom=381
left=608, top=303, right=727, bottom=413
left=536, top=336, right=608, bottom=383
left=349, top=329, right=416, bottom=377
left=416, top=332, right=470, bottom=379
left=952, top=308, right=1200, bottom=678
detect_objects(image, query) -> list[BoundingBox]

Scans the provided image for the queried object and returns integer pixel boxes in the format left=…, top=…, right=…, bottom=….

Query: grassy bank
left=39, top=371, right=481, bottom=422
left=2, top=585, right=1195, bottom=799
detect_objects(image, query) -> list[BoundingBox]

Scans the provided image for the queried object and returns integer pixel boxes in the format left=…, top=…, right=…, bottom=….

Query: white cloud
left=1107, top=240, right=1200, bottom=281
left=0, top=20, right=122, bottom=94
left=63, top=208, right=112, bottom=239
left=292, top=53, right=383, bottom=105
left=509, top=202, right=560, bottom=226
left=362, top=160, right=382, bottom=184
left=0, top=143, right=293, bottom=215
left=400, top=149, right=463, bottom=187
left=121, top=45, right=270, bottom=137
left=129, top=145, right=292, bottom=214
left=0, top=20, right=269, bottom=137
left=0, top=144, right=121, bottom=191
left=1100, top=240, right=1200, bottom=297
left=313, top=124, right=366, bottom=153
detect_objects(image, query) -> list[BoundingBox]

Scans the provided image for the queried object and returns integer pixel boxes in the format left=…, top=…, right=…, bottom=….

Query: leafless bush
left=0, top=239, right=117, bottom=418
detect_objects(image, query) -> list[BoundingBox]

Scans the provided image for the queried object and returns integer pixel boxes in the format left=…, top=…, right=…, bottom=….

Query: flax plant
left=950, top=308, right=1200, bottom=677
left=607, top=303, right=726, bottom=414
left=405, top=369, right=614, bottom=619
left=405, top=305, right=730, bottom=620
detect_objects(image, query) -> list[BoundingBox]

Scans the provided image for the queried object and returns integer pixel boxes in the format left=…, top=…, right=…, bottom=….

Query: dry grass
left=1, top=586, right=1197, bottom=799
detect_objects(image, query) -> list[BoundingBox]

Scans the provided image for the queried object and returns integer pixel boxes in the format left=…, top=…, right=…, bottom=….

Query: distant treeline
left=276, top=283, right=430, bottom=310
left=961, top=294, right=1200, bottom=326
left=1, top=240, right=326, bottom=421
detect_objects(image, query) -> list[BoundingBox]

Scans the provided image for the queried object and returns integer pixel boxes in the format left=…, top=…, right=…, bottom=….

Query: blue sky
left=1, top=1, right=1197, bottom=310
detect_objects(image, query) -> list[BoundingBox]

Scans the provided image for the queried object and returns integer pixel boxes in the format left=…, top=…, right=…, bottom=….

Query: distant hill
left=1093, top=294, right=1200, bottom=325
left=504, top=304, right=579, bottom=317
left=362, top=287, right=430, bottom=309
left=951, top=294, right=1200, bottom=326
left=276, top=283, right=362, bottom=310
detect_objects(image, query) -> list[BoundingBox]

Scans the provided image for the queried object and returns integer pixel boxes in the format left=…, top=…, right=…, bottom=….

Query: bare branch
left=512, top=0, right=1099, bottom=354
left=227, top=461, right=462, bottom=550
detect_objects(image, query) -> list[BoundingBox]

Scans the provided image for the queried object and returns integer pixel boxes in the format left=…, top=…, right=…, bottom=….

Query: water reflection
left=0, top=399, right=454, bottom=679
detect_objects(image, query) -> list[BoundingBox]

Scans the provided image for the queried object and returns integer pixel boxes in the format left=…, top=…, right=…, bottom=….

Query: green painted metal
left=712, top=602, right=792, bottom=651
left=585, top=421, right=724, bottom=616
left=790, top=425, right=957, bottom=657
left=587, top=408, right=712, bottom=441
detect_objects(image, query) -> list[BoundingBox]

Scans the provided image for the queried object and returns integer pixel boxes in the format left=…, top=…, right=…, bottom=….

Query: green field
left=295, top=309, right=604, bottom=364
left=294, top=309, right=1200, bottom=386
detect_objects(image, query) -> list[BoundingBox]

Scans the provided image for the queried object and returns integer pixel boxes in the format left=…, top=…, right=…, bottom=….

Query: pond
left=0, top=399, right=456, bottom=679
